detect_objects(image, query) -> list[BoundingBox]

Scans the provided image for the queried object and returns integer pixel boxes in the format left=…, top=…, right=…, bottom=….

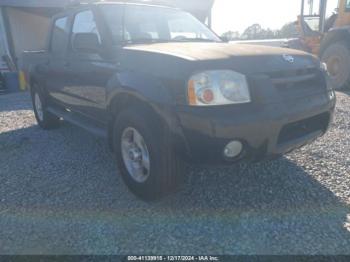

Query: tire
left=113, top=106, right=185, bottom=201
left=321, top=41, right=350, bottom=90
left=31, top=84, right=60, bottom=130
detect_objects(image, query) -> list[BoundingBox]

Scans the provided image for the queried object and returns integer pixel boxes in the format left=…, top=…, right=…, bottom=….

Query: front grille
left=267, top=67, right=322, bottom=89
left=277, top=113, right=330, bottom=145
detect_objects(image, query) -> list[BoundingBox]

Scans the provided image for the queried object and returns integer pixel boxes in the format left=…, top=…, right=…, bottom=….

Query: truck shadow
left=339, top=90, right=350, bottom=96
left=162, top=159, right=350, bottom=253
left=0, top=92, right=32, bottom=112
left=0, top=123, right=349, bottom=254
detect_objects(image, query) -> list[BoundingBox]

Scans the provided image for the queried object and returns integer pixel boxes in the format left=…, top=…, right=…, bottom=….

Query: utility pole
left=319, top=0, right=327, bottom=32
left=208, top=10, right=212, bottom=28
left=308, top=0, right=314, bottom=15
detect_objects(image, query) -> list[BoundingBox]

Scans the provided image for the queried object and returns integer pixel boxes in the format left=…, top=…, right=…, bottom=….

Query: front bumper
left=175, top=91, right=335, bottom=165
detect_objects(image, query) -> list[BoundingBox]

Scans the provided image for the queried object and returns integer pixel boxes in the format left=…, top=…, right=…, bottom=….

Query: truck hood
left=124, top=42, right=308, bottom=60
left=121, top=42, right=319, bottom=77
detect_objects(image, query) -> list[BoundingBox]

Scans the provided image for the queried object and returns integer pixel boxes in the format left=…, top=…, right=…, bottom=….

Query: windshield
left=100, top=4, right=221, bottom=45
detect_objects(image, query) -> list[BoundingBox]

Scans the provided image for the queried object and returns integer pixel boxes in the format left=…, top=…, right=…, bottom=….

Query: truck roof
left=68, top=0, right=185, bottom=9
left=69, top=0, right=214, bottom=22
left=94, top=1, right=178, bottom=9
left=49, top=0, right=178, bottom=20
left=0, top=0, right=213, bottom=23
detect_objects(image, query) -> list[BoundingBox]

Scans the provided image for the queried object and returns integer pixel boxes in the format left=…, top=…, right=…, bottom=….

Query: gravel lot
left=0, top=91, right=349, bottom=255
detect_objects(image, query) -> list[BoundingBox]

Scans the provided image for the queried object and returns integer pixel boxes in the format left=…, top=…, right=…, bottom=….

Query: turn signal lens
left=188, top=79, right=197, bottom=105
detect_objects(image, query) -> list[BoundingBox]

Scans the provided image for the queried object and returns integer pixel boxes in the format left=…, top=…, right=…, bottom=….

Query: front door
left=64, top=8, right=115, bottom=124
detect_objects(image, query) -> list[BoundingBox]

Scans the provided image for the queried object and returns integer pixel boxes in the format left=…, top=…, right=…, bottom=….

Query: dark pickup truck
left=22, top=1, right=336, bottom=200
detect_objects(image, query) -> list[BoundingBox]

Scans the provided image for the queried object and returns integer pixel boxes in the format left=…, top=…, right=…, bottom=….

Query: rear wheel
left=31, top=84, right=60, bottom=129
left=321, top=41, right=350, bottom=90
left=114, top=106, right=185, bottom=201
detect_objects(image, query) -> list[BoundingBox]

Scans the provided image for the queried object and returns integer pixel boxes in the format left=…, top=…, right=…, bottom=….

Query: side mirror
left=73, top=33, right=100, bottom=53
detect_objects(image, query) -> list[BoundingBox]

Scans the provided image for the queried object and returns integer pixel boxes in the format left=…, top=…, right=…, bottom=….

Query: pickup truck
left=22, top=1, right=336, bottom=200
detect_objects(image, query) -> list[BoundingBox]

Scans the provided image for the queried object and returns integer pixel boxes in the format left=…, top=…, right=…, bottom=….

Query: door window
left=346, top=0, right=350, bottom=10
left=72, top=10, right=101, bottom=47
left=51, top=16, right=69, bottom=55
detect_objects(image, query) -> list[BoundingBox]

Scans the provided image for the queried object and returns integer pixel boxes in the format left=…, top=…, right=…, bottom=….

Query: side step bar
left=47, top=106, right=108, bottom=139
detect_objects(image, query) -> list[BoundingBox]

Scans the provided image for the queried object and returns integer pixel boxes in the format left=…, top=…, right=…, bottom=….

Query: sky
left=211, top=0, right=339, bottom=35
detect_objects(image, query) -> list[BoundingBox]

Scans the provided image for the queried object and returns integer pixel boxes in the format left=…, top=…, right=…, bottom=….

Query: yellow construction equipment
left=298, top=0, right=350, bottom=89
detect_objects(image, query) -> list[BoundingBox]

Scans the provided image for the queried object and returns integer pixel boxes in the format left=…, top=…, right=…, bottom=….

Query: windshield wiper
left=122, top=38, right=177, bottom=45
left=121, top=38, right=220, bottom=45
left=176, top=38, right=220, bottom=43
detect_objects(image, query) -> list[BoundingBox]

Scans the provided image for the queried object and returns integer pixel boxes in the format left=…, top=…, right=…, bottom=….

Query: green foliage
left=221, top=22, right=300, bottom=40
left=221, top=30, right=240, bottom=40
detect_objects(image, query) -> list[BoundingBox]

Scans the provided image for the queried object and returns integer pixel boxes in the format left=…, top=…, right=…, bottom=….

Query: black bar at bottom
left=0, top=256, right=349, bottom=262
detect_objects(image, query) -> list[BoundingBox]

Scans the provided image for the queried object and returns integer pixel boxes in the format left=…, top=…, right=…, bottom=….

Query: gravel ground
left=0, top=91, right=349, bottom=255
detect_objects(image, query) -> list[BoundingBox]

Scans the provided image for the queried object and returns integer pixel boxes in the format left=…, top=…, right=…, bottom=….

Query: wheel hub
left=128, top=146, right=142, bottom=162
left=121, top=127, right=151, bottom=183
left=328, top=56, right=341, bottom=77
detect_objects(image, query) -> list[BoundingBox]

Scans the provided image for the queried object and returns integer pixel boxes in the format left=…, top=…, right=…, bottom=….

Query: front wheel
left=31, top=85, right=60, bottom=129
left=321, top=41, right=350, bottom=90
left=114, top=106, right=185, bottom=201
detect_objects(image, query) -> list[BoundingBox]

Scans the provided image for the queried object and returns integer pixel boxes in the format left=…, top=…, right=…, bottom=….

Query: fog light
left=321, top=62, right=328, bottom=72
left=328, top=90, right=335, bottom=100
left=224, top=141, right=243, bottom=158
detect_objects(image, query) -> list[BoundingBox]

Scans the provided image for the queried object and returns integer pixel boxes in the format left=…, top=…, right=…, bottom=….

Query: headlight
left=187, top=70, right=251, bottom=106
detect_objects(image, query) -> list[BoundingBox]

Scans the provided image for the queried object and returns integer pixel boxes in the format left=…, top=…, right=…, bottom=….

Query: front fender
left=106, top=71, right=190, bottom=157
left=106, top=71, right=174, bottom=107
left=106, top=70, right=177, bottom=129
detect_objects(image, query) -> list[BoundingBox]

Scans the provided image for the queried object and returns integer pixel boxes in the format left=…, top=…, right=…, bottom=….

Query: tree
left=279, top=22, right=299, bottom=38
left=221, top=21, right=300, bottom=41
left=221, top=30, right=240, bottom=40
left=242, top=23, right=263, bottom=40
left=240, top=24, right=280, bottom=40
